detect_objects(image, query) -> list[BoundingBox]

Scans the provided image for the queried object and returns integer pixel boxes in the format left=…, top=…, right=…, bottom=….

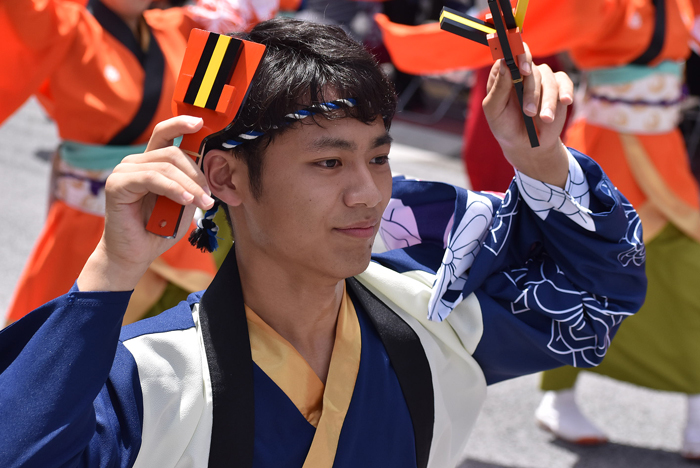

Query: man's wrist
left=504, top=140, right=569, bottom=189
left=77, top=241, right=150, bottom=292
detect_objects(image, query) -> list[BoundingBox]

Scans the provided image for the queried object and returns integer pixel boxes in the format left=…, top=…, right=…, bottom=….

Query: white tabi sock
left=535, top=389, right=608, bottom=445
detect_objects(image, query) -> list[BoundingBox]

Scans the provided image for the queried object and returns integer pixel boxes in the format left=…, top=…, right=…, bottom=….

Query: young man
left=0, top=18, right=646, bottom=468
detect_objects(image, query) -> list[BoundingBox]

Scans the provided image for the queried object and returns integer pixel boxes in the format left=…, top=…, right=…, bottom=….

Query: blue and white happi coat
left=0, top=149, right=646, bottom=468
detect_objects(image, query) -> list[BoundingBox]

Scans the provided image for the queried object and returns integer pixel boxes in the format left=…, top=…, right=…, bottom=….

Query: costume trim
left=193, top=249, right=437, bottom=467
left=303, top=284, right=362, bottom=467
left=90, top=0, right=165, bottom=145
left=347, top=278, right=435, bottom=468
left=631, top=0, right=666, bottom=65
left=198, top=249, right=255, bottom=467
left=246, top=305, right=325, bottom=427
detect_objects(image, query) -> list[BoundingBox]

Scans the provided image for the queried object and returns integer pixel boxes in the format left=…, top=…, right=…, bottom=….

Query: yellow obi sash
left=245, top=282, right=362, bottom=468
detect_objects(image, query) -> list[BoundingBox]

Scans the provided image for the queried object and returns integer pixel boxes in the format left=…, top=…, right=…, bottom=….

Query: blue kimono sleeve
left=0, top=286, right=143, bottom=468
left=374, top=149, right=646, bottom=385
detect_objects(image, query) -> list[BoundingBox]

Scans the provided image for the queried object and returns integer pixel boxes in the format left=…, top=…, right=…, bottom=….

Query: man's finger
left=538, top=65, right=558, bottom=123
left=555, top=71, right=575, bottom=106
left=486, top=60, right=500, bottom=95
left=115, top=161, right=213, bottom=209
left=146, top=116, right=204, bottom=153
left=107, top=170, right=214, bottom=211
left=120, top=146, right=209, bottom=194
left=517, top=43, right=533, bottom=76
left=522, top=63, right=541, bottom=117
left=483, top=59, right=514, bottom=120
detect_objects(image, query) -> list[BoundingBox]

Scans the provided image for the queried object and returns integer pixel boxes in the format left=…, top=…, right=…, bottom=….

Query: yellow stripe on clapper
left=514, top=0, right=530, bottom=30
left=193, top=35, right=231, bottom=108
left=439, top=10, right=496, bottom=35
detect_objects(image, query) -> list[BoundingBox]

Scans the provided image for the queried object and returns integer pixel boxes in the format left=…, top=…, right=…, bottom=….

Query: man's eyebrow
left=309, top=137, right=356, bottom=151
left=308, top=132, right=392, bottom=151
left=372, top=133, right=393, bottom=148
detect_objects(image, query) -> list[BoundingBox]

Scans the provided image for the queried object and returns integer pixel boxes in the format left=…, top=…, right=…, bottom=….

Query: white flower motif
left=503, top=258, right=633, bottom=367
left=379, top=198, right=422, bottom=250
left=428, top=192, right=493, bottom=321
left=618, top=202, right=645, bottom=267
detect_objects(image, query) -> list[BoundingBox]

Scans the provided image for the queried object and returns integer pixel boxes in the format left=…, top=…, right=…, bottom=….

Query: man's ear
left=201, top=149, right=246, bottom=207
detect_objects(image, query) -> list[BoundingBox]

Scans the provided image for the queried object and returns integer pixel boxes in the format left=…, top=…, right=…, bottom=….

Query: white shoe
left=535, top=389, right=608, bottom=445
left=682, top=394, right=700, bottom=460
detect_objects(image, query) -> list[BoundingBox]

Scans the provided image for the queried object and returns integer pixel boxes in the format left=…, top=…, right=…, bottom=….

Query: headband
left=190, top=98, right=358, bottom=252
left=218, top=98, right=357, bottom=150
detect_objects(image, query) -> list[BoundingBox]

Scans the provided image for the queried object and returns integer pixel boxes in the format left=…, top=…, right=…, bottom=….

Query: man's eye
left=318, top=159, right=340, bottom=168
left=371, top=156, right=389, bottom=165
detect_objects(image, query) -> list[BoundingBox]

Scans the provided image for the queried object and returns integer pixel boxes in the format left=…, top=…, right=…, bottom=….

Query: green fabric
left=60, top=140, right=148, bottom=171
left=541, top=223, right=700, bottom=393
left=586, top=61, right=684, bottom=87
left=540, top=364, right=582, bottom=391
left=211, top=206, right=234, bottom=269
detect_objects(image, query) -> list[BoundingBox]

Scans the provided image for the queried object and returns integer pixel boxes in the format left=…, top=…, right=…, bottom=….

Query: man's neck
left=235, top=246, right=344, bottom=384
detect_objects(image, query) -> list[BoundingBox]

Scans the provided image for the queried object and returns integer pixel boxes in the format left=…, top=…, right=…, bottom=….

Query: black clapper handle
left=487, top=0, right=539, bottom=148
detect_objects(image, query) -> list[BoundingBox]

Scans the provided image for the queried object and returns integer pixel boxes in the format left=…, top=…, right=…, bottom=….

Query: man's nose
left=343, top=163, right=383, bottom=208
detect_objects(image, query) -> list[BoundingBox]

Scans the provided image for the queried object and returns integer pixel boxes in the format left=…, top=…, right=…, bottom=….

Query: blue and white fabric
left=0, top=148, right=647, bottom=468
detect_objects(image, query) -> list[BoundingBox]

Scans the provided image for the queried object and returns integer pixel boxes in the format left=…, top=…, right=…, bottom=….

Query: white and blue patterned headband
left=220, top=98, right=357, bottom=149
left=191, top=98, right=358, bottom=252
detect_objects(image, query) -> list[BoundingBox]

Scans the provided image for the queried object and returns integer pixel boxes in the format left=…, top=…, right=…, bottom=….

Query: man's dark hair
left=210, top=17, right=397, bottom=199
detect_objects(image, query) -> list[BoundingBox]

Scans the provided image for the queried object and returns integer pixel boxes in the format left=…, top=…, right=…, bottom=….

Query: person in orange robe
left=376, top=0, right=700, bottom=459
left=0, top=0, right=301, bottom=326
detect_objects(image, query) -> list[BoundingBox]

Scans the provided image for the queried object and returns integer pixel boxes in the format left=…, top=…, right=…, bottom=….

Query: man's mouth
left=334, top=219, right=379, bottom=239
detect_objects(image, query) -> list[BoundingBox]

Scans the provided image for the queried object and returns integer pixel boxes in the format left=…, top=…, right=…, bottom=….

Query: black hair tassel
left=189, top=201, right=221, bottom=252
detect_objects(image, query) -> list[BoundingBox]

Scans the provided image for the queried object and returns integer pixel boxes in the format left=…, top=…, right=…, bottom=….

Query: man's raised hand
left=77, top=116, right=215, bottom=293
left=482, top=44, right=574, bottom=188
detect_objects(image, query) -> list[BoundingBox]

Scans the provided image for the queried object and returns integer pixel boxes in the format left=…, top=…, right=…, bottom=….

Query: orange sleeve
left=376, top=0, right=655, bottom=74
left=0, top=0, right=87, bottom=123
left=2, top=0, right=84, bottom=52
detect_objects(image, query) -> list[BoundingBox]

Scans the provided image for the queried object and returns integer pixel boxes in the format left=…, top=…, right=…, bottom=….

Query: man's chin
left=334, top=250, right=373, bottom=279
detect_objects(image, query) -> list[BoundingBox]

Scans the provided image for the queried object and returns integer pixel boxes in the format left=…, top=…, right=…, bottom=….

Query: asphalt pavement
left=0, top=98, right=696, bottom=468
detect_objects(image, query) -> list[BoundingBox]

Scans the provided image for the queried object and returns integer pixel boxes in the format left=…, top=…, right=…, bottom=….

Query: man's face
left=234, top=115, right=393, bottom=282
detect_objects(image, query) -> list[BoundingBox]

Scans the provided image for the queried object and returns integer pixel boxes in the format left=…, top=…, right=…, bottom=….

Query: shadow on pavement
left=33, top=149, right=53, bottom=162
left=459, top=440, right=700, bottom=468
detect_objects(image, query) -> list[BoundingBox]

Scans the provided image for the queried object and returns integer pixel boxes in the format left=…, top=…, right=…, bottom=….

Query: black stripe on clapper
left=346, top=278, right=435, bottom=468
left=205, top=38, right=242, bottom=110
left=440, top=18, right=489, bottom=46
left=497, top=0, right=518, bottom=30
left=487, top=0, right=539, bottom=147
left=198, top=249, right=255, bottom=468
left=184, top=33, right=221, bottom=105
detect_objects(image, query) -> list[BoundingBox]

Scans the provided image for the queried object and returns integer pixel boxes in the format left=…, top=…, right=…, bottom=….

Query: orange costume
left=377, top=0, right=700, bottom=395
left=0, top=0, right=299, bottom=323
left=377, top=1, right=699, bottom=228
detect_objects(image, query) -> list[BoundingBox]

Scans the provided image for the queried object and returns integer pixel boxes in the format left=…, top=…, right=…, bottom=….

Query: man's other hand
left=77, top=116, right=215, bottom=292
left=482, top=43, right=574, bottom=188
